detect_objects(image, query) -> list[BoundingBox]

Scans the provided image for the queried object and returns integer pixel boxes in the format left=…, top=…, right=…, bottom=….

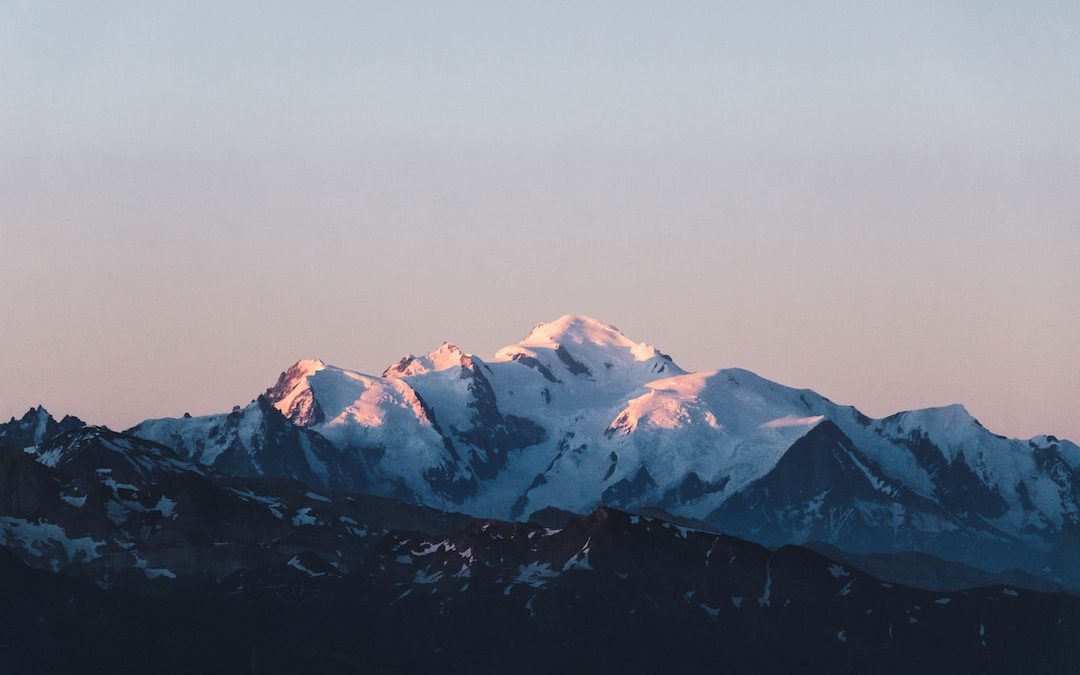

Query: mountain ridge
left=6, top=314, right=1079, bottom=590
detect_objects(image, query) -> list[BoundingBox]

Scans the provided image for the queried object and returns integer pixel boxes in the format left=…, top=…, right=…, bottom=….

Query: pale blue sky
left=2, top=1, right=1078, bottom=439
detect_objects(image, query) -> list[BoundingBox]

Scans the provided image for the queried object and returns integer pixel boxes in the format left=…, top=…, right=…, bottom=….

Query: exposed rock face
left=0, top=406, right=84, bottom=449
left=265, top=359, right=327, bottom=426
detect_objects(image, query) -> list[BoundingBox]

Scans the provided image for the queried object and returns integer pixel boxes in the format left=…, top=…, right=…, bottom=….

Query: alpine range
left=2, top=314, right=1078, bottom=674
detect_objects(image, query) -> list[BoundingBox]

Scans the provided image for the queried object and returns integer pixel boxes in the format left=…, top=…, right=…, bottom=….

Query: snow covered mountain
left=98, top=314, right=1080, bottom=587
left=3, top=321, right=1080, bottom=672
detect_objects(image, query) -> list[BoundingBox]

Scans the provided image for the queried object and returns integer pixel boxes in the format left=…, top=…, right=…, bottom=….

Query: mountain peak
left=383, top=342, right=471, bottom=378
left=265, top=359, right=329, bottom=426
left=497, top=315, right=679, bottom=372
left=1, top=405, right=86, bottom=450
left=893, top=403, right=979, bottom=428
left=12, top=404, right=51, bottom=424
left=267, top=359, right=327, bottom=391
left=521, top=314, right=634, bottom=348
left=0, top=406, right=53, bottom=446
left=882, top=403, right=988, bottom=452
left=291, top=358, right=327, bottom=374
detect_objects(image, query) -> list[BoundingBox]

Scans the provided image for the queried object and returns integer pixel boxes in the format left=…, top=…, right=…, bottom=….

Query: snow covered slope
left=263, top=358, right=477, bottom=504
left=493, top=314, right=683, bottom=394
left=384, top=343, right=546, bottom=480
left=129, top=396, right=367, bottom=492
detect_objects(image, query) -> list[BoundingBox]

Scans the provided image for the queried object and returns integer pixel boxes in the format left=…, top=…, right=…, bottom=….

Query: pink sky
left=1, top=2, right=1077, bottom=440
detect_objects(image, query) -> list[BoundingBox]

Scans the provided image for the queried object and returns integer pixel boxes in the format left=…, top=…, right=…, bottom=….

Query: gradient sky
left=2, top=1, right=1078, bottom=440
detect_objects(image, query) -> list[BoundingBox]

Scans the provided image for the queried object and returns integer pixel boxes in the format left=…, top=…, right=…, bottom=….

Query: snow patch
left=292, top=507, right=317, bottom=526
left=227, top=488, right=285, bottom=519
left=514, top=561, right=559, bottom=588
left=761, top=415, right=825, bottom=429
left=287, top=555, right=325, bottom=577
left=561, top=537, right=593, bottom=572
left=153, top=495, right=177, bottom=519
left=413, top=569, right=444, bottom=585
left=60, top=493, right=86, bottom=508
left=0, top=517, right=103, bottom=562
left=828, top=564, right=849, bottom=578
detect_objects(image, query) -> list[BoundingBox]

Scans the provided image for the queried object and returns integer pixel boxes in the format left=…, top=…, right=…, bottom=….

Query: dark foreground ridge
left=0, top=425, right=1077, bottom=674
left=2, top=508, right=1079, bottom=675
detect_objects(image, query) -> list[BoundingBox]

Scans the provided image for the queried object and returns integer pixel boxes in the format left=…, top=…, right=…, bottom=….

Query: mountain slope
left=264, top=358, right=477, bottom=504
left=384, top=343, right=547, bottom=480
left=129, top=396, right=368, bottom=492
left=707, top=421, right=1023, bottom=565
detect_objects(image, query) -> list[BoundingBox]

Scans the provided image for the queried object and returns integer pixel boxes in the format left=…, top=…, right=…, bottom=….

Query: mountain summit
left=510, top=314, right=672, bottom=361
left=383, top=342, right=473, bottom=378
left=495, top=314, right=683, bottom=379
left=0, top=406, right=85, bottom=449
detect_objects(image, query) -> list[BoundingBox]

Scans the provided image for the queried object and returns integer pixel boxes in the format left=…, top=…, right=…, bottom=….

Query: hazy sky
left=2, top=1, right=1078, bottom=440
